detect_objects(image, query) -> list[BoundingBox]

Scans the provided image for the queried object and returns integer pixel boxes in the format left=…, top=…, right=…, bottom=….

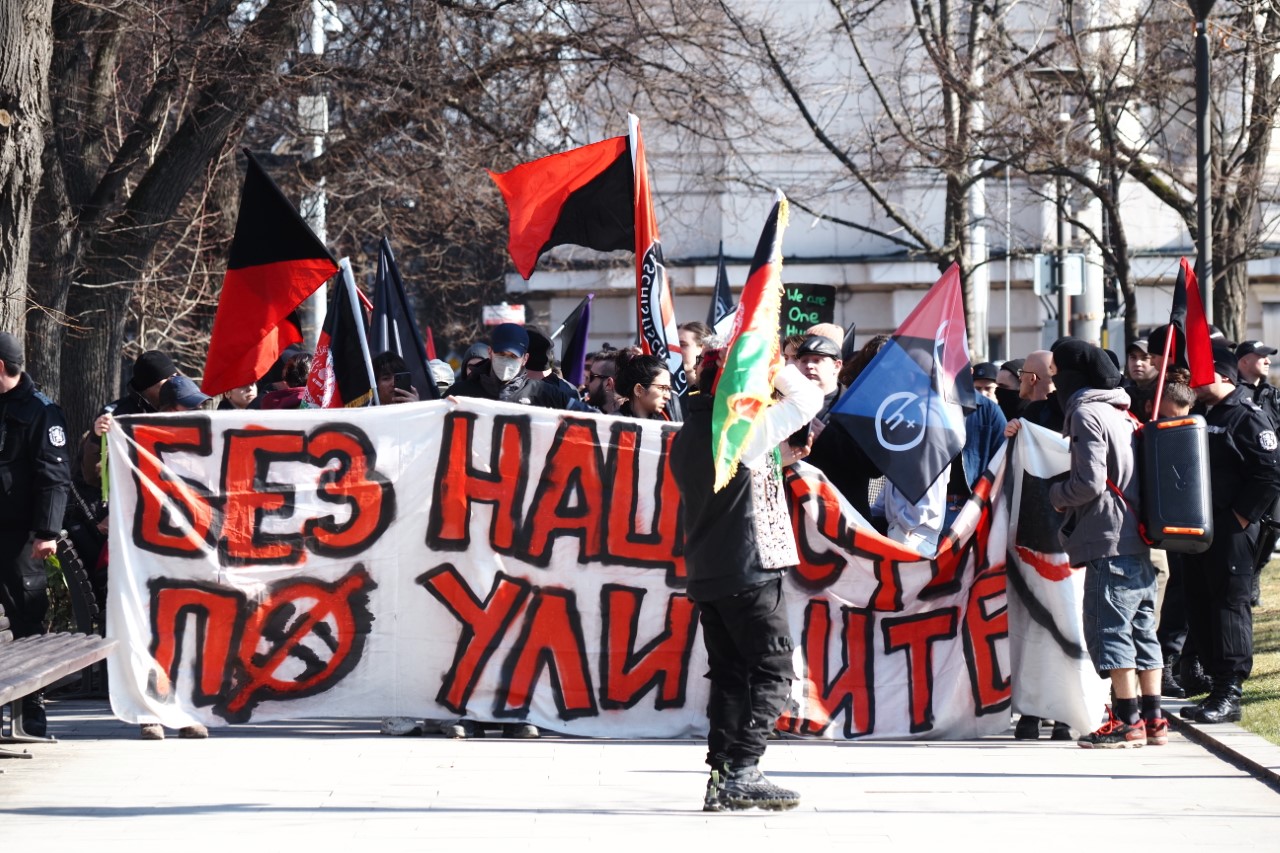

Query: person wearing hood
left=458, top=341, right=492, bottom=382
left=1045, top=338, right=1165, bottom=748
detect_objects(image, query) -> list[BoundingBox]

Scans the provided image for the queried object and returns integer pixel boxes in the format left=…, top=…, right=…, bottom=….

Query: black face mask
left=1053, top=368, right=1089, bottom=402
left=995, top=387, right=1025, bottom=421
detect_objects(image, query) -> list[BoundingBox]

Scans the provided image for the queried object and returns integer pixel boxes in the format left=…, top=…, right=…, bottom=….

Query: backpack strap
left=1106, top=478, right=1154, bottom=547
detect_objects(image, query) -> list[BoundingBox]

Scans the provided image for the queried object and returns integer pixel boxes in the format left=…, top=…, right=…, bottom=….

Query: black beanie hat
left=1051, top=338, right=1122, bottom=390
left=525, top=329, right=554, bottom=372
left=129, top=350, right=177, bottom=392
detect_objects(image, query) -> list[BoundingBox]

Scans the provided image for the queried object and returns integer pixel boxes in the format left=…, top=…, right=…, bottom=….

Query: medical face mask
left=492, top=354, right=523, bottom=383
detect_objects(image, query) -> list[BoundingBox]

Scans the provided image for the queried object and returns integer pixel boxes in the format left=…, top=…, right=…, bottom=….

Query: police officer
left=1235, top=340, right=1280, bottom=605
left=0, top=332, right=72, bottom=737
left=1180, top=346, right=1280, bottom=723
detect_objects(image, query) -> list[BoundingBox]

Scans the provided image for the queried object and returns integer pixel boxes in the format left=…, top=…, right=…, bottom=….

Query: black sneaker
left=1013, top=715, right=1040, bottom=740
left=719, top=765, right=800, bottom=811
left=703, top=767, right=725, bottom=812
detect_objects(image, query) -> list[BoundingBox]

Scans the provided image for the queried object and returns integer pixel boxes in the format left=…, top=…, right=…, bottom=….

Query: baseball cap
left=159, top=375, right=211, bottom=409
left=795, top=335, right=841, bottom=360
left=972, top=362, right=999, bottom=382
left=0, top=332, right=23, bottom=369
left=489, top=323, right=529, bottom=358
left=1127, top=338, right=1149, bottom=355
left=1235, top=340, right=1278, bottom=358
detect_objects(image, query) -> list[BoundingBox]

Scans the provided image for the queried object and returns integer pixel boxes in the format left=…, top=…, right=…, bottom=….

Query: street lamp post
left=1195, top=0, right=1217, bottom=324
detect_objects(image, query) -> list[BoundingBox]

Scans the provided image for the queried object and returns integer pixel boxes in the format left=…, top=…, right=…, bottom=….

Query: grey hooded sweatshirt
left=1047, top=387, right=1147, bottom=566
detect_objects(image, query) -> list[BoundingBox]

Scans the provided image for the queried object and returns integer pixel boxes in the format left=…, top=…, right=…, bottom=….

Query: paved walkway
left=3, top=698, right=1279, bottom=849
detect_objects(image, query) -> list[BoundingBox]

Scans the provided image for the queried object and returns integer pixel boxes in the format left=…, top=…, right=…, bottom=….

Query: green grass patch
left=1241, top=560, right=1280, bottom=745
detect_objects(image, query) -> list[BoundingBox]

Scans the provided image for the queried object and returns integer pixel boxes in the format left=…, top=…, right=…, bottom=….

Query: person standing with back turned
left=670, top=350, right=821, bottom=811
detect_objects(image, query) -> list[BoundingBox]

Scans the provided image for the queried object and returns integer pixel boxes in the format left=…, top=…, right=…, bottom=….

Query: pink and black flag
left=828, top=263, right=975, bottom=504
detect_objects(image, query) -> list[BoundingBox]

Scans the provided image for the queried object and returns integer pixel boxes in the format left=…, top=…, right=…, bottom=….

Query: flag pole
left=339, top=257, right=380, bottom=406
left=1150, top=322, right=1175, bottom=424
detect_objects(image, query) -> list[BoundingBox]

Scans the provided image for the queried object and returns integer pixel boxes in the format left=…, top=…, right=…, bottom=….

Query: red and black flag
left=1169, top=256, right=1215, bottom=388
left=202, top=150, right=338, bottom=396
left=303, top=260, right=376, bottom=408
left=488, top=117, right=686, bottom=396
left=370, top=237, right=438, bottom=400
left=630, top=115, right=686, bottom=396
left=489, top=136, right=633, bottom=280
left=828, top=264, right=975, bottom=504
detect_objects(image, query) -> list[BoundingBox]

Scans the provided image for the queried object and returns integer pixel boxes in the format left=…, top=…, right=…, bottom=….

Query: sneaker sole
left=720, top=797, right=800, bottom=811
left=1077, top=740, right=1144, bottom=749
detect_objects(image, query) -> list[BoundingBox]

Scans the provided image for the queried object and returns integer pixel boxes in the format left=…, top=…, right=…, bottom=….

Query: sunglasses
left=1016, top=369, right=1038, bottom=380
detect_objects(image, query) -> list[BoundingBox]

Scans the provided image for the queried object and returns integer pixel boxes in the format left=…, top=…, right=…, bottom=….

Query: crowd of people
left=1, top=312, right=1277, bottom=810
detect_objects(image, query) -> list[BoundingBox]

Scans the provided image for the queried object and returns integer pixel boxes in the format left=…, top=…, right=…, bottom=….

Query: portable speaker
left=1140, top=415, right=1213, bottom=554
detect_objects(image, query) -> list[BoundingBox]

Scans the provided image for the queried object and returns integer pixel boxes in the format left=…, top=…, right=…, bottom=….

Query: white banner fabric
left=104, top=398, right=1040, bottom=739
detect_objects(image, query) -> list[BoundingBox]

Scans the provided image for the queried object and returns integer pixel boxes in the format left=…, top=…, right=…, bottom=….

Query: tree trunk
left=0, top=0, right=53, bottom=337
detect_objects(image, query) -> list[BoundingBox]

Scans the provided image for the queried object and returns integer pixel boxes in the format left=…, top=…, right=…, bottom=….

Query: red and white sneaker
left=1078, top=710, right=1145, bottom=749
left=1146, top=717, right=1169, bottom=746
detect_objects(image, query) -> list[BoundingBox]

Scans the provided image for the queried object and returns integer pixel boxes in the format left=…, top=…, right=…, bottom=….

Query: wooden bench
left=0, top=599, right=115, bottom=759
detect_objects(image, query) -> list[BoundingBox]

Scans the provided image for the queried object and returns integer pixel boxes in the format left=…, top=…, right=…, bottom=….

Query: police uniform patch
left=48, top=425, right=66, bottom=447
left=1261, top=430, right=1278, bottom=452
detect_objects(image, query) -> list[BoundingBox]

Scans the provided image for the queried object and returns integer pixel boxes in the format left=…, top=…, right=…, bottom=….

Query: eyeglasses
left=1016, top=369, right=1038, bottom=380
left=587, top=371, right=613, bottom=383
left=646, top=384, right=673, bottom=394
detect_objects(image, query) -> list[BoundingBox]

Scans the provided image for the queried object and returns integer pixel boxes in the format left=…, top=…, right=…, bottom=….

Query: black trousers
left=698, top=577, right=795, bottom=770
left=1157, top=552, right=1190, bottom=661
left=1183, top=516, right=1256, bottom=679
left=0, top=530, right=47, bottom=639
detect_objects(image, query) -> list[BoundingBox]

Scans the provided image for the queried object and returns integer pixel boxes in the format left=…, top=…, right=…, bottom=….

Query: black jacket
left=450, top=361, right=594, bottom=412
left=0, top=374, right=72, bottom=539
left=669, top=396, right=781, bottom=602
left=1205, top=384, right=1280, bottom=523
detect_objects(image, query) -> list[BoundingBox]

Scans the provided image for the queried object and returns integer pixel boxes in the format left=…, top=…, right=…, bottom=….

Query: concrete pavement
left=2, top=698, right=1279, bottom=850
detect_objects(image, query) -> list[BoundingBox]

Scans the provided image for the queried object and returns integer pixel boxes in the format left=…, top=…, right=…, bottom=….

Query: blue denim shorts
left=1082, top=553, right=1162, bottom=675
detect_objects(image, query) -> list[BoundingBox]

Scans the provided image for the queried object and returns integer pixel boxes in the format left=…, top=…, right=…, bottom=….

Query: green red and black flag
left=202, top=150, right=338, bottom=396
left=488, top=136, right=633, bottom=280
left=711, top=191, right=789, bottom=492
left=303, top=260, right=376, bottom=408
left=828, top=263, right=975, bottom=504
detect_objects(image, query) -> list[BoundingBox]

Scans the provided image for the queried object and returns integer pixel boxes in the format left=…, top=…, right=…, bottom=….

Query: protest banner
left=104, top=399, right=1086, bottom=739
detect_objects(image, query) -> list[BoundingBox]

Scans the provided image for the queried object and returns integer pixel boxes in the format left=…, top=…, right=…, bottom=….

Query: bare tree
left=0, top=0, right=54, bottom=337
